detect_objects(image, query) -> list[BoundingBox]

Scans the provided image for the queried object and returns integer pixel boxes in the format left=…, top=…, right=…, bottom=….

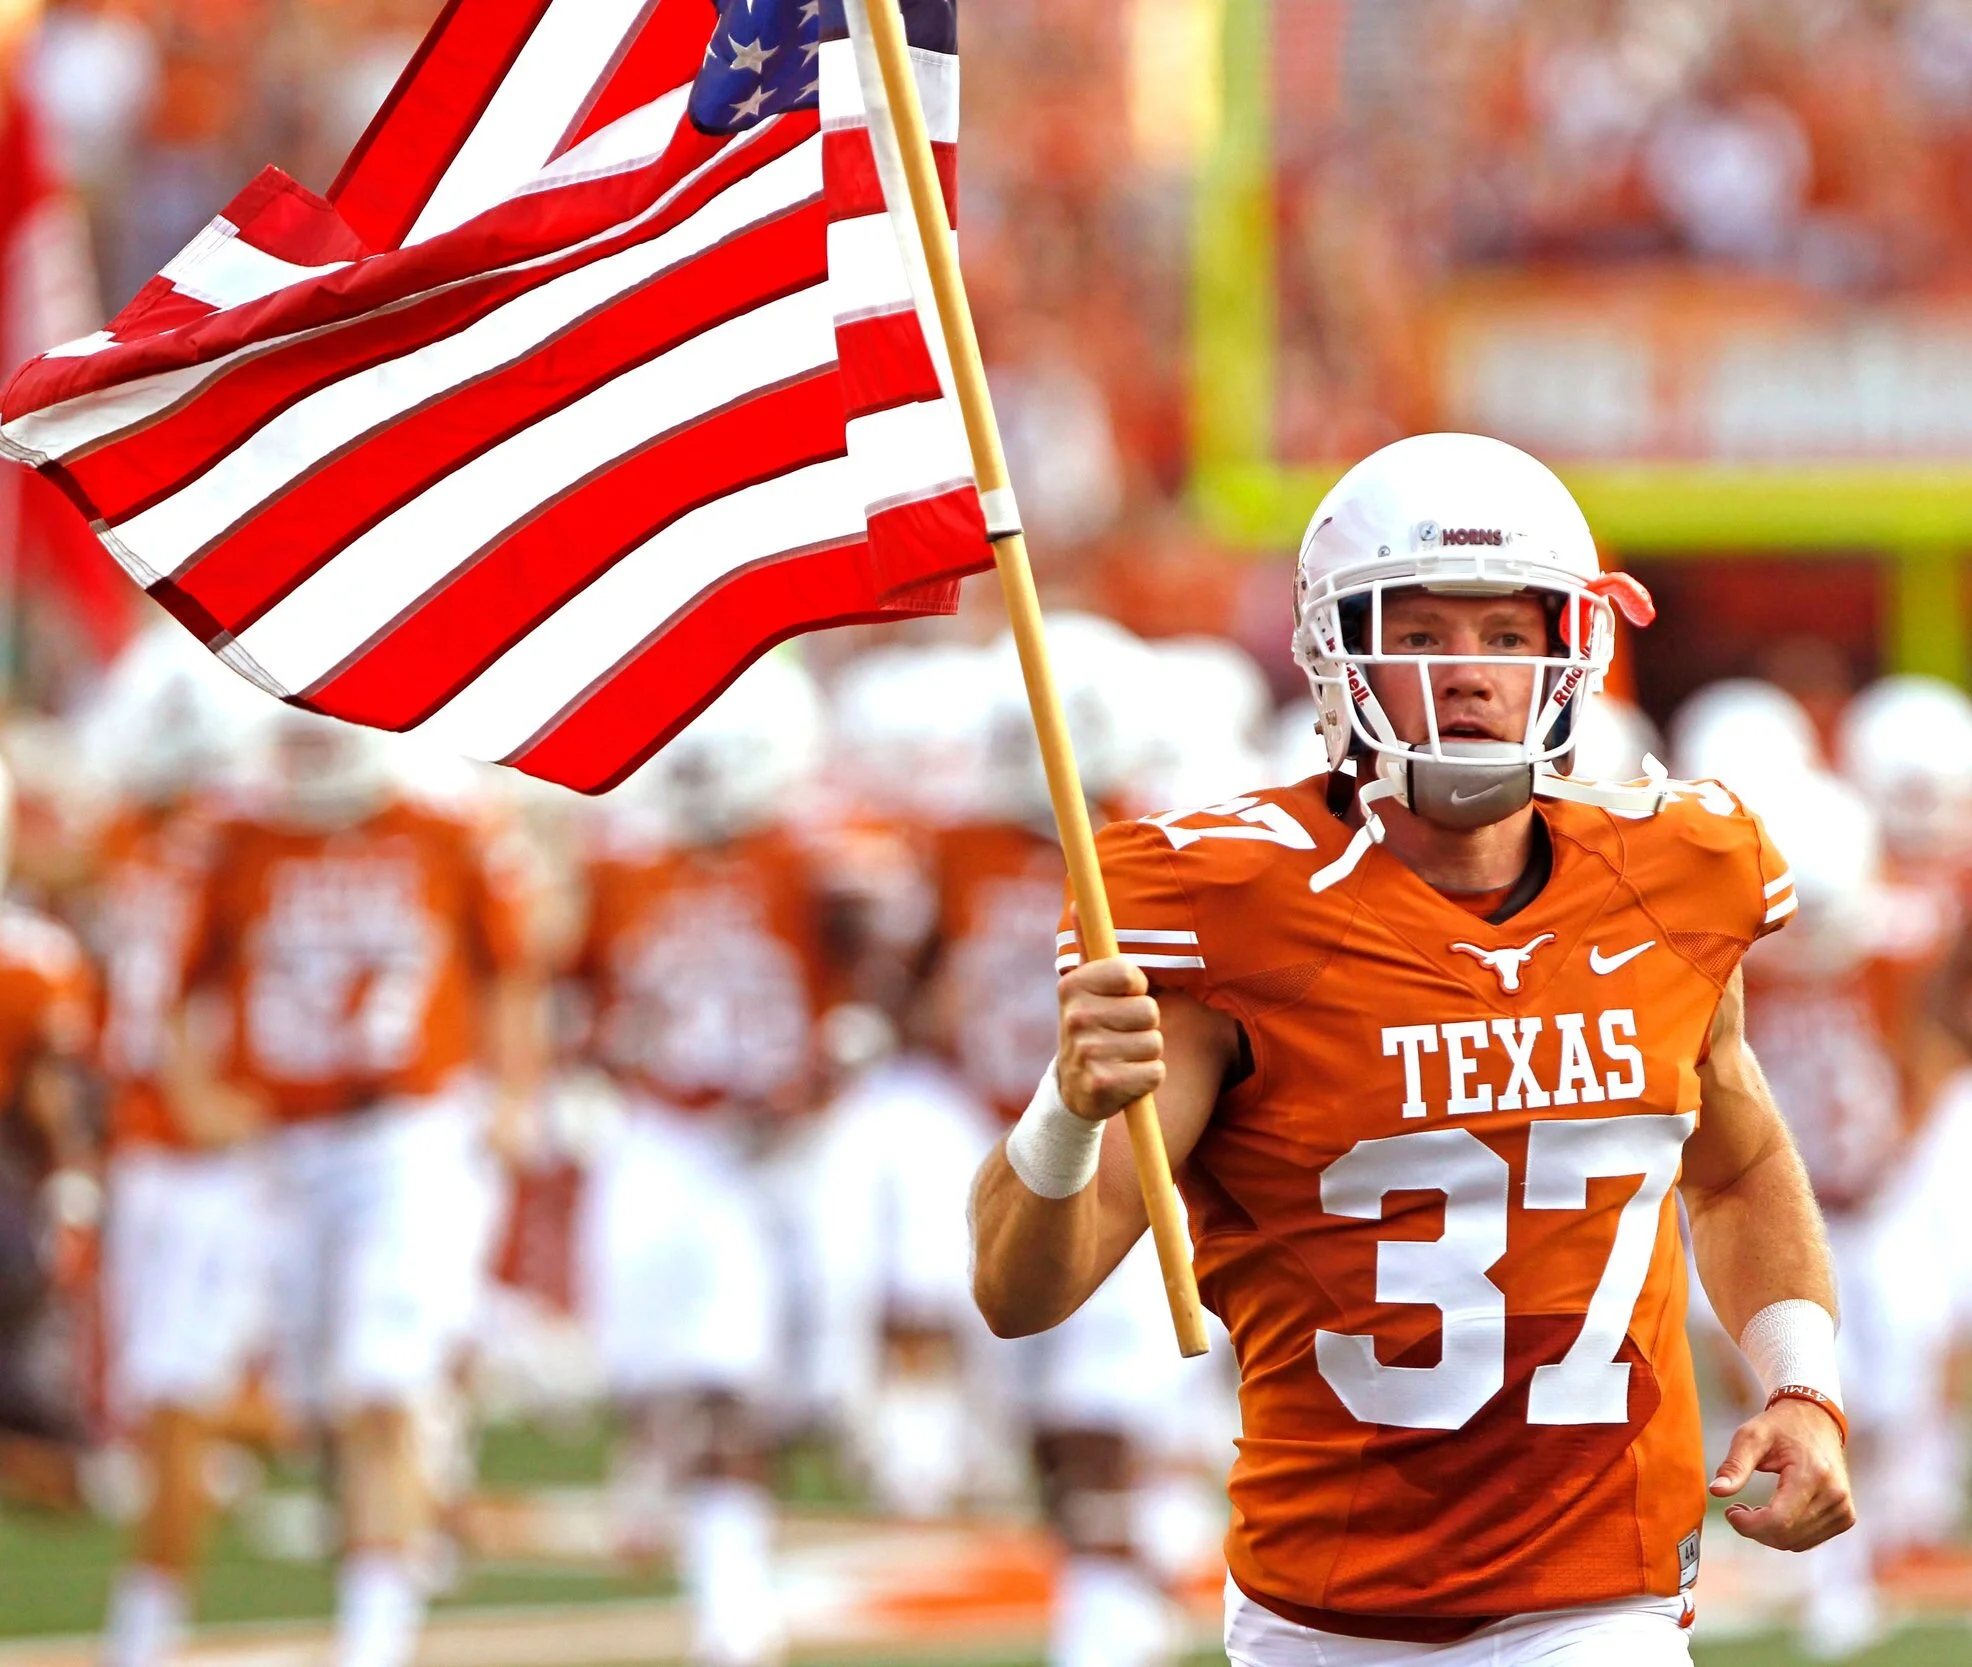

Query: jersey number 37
left=1316, top=1113, right=1694, bottom=1431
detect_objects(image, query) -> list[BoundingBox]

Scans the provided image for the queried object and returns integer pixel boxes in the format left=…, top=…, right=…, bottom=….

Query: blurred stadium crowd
left=1280, top=0, right=1972, bottom=458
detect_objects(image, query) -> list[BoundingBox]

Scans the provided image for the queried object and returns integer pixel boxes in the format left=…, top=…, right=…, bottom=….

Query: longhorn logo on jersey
left=1450, top=932, right=1555, bottom=993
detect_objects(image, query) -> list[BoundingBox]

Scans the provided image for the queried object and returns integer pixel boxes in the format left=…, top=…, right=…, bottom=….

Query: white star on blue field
left=689, top=0, right=957, bottom=135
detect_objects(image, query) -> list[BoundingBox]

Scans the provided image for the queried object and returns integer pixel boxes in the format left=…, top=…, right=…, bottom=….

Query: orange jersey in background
left=575, top=826, right=836, bottom=1115
left=0, top=904, right=95, bottom=1164
left=92, top=803, right=215, bottom=1151
left=930, top=820, right=1066, bottom=1123
left=184, top=800, right=529, bottom=1122
left=1741, top=954, right=1906, bottom=1214
left=1062, top=780, right=1791, bottom=1631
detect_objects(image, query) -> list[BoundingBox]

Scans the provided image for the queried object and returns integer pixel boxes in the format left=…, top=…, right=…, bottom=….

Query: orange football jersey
left=1061, top=779, right=1791, bottom=1627
left=183, top=799, right=529, bottom=1122
left=574, top=825, right=838, bottom=1114
left=931, top=820, right=1068, bottom=1123
left=0, top=903, right=95, bottom=1160
left=92, top=803, right=215, bottom=1151
left=1741, top=953, right=1906, bottom=1213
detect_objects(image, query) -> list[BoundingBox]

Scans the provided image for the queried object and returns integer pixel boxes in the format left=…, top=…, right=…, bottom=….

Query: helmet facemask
left=1293, top=558, right=1618, bottom=831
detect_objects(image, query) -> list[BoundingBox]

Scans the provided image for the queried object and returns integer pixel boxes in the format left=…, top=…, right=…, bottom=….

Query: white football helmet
left=831, top=643, right=996, bottom=826
left=1745, top=770, right=1886, bottom=979
left=250, top=706, right=397, bottom=830
left=1836, top=675, right=1972, bottom=863
left=77, top=620, right=274, bottom=804
left=1271, top=697, right=1331, bottom=785
left=1126, top=636, right=1272, bottom=811
left=1669, top=679, right=1820, bottom=813
left=1566, top=694, right=1663, bottom=786
left=1292, top=434, right=1655, bottom=830
left=627, top=651, right=824, bottom=845
left=981, top=613, right=1156, bottom=826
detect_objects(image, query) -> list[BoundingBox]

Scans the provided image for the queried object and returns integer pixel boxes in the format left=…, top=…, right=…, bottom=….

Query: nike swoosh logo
left=1448, top=784, right=1506, bottom=806
left=1589, top=941, right=1656, bottom=975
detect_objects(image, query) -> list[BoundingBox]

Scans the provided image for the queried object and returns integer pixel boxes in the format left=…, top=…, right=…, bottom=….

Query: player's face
left=1365, top=590, right=1549, bottom=747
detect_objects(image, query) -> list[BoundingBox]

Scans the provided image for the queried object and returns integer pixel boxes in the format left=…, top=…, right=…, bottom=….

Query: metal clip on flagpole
left=864, top=0, right=1209, bottom=1358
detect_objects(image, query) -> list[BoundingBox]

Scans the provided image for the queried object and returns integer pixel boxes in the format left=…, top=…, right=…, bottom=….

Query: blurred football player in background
left=167, top=709, right=540, bottom=1667
left=801, top=643, right=1003, bottom=1522
left=1733, top=770, right=1900, bottom=1655
left=0, top=750, right=96, bottom=1464
left=1833, top=680, right=1972, bottom=1567
left=85, top=627, right=272, bottom=1667
left=932, top=616, right=1231, bottom=1667
left=567, top=654, right=839, bottom=1667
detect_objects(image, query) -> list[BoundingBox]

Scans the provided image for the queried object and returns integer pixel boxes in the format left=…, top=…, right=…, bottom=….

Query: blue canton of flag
left=689, top=0, right=957, bottom=135
left=689, top=0, right=835, bottom=135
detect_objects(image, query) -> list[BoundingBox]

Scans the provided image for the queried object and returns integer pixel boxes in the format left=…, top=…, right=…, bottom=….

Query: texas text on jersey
left=1060, top=777, right=1793, bottom=1633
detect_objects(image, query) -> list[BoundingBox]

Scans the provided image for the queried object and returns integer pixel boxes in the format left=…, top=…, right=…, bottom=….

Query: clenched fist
left=1057, top=955, right=1165, bottom=1121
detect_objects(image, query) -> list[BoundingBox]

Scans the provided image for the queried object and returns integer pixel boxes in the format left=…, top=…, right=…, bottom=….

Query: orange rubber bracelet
left=1766, top=1385, right=1848, bottom=1447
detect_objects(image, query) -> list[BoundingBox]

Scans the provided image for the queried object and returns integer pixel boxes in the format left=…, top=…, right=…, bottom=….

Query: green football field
left=1, top=1423, right=1965, bottom=1665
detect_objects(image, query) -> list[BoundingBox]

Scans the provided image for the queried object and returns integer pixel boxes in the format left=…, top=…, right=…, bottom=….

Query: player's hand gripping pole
left=863, top=0, right=1209, bottom=1357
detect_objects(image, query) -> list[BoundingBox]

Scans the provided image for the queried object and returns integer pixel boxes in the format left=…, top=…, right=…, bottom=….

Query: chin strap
left=1309, top=778, right=1401, bottom=894
left=1532, top=755, right=1674, bottom=818
left=1313, top=757, right=1681, bottom=896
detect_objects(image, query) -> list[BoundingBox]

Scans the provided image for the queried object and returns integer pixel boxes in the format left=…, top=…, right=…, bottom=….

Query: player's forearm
left=486, top=975, right=546, bottom=1098
left=23, top=1059, right=91, bottom=1173
left=1684, top=1129, right=1835, bottom=1342
left=162, top=995, right=268, bottom=1146
left=969, top=1147, right=1111, bottom=1337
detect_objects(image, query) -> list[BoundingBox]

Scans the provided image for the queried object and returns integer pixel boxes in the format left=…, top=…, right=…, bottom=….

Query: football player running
left=971, top=435, right=1853, bottom=1663
left=168, top=710, right=542, bottom=1667
left=935, top=622, right=1229, bottom=1667
left=569, top=655, right=836, bottom=1667
left=87, top=627, right=273, bottom=1667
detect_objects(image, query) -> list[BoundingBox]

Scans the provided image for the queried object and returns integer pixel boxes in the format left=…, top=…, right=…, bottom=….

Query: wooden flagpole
left=862, top=0, right=1209, bottom=1357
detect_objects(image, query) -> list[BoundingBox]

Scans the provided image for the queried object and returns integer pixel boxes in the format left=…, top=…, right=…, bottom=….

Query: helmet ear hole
left=1338, top=596, right=1371, bottom=654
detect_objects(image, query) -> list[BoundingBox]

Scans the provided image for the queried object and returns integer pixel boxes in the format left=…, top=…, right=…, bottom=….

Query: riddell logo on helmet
left=1440, top=527, right=1505, bottom=546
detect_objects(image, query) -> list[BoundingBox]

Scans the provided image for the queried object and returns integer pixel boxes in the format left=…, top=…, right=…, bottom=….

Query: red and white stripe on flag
left=0, top=0, right=988, bottom=794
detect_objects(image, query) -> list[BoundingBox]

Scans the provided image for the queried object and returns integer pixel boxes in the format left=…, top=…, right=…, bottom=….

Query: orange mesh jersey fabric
left=574, top=826, right=837, bottom=1116
left=1061, top=780, right=1791, bottom=1624
left=931, top=820, right=1069, bottom=1125
left=94, top=803, right=217, bottom=1151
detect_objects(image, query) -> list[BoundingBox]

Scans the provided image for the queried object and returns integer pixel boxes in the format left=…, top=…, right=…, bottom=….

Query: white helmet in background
left=1271, top=697, right=1330, bottom=785
left=629, top=651, right=823, bottom=845
left=981, top=613, right=1155, bottom=825
left=77, top=621, right=272, bottom=804
left=1292, top=433, right=1655, bottom=829
left=1745, top=770, right=1885, bottom=979
left=1128, top=636, right=1271, bottom=810
left=252, top=706, right=397, bottom=830
left=1670, top=679, right=1819, bottom=812
left=1836, top=675, right=1972, bottom=863
left=1567, top=694, right=1662, bottom=785
left=831, top=643, right=995, bottom=826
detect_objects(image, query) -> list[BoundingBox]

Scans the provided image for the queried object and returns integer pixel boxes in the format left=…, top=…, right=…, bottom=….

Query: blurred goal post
left=1187, top=0, right=1972, bottom=688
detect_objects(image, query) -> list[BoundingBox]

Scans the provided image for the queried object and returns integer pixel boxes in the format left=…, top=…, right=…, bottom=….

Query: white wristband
left=1738, top=1299, right=1843, bottom=1407
left=1005, top=1060, right=1103, bottom=1199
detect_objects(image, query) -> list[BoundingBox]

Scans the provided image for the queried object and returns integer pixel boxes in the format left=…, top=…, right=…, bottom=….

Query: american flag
left=0, top=0, right=985, bottom=794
